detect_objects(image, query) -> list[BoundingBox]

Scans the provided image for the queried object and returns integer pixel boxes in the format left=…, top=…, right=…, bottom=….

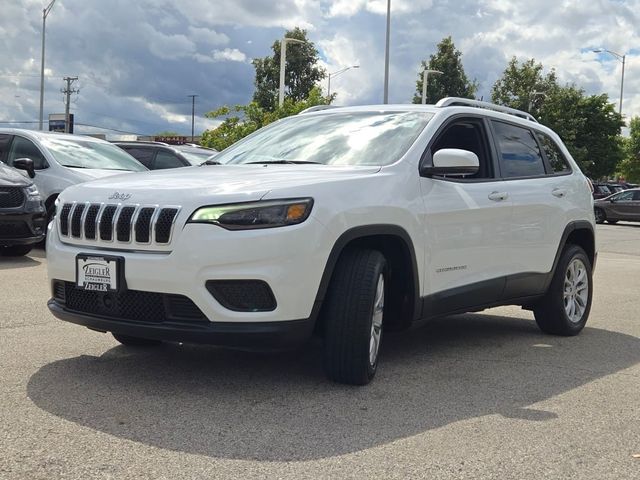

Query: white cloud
left=212, top=48, right=248, bottom=63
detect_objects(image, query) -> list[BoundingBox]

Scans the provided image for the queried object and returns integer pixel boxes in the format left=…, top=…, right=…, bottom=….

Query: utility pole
left=187, top=94, right=198, bottom=142
left=39, top=0, right=57, bottom=131
left=61, top=76, right=78, bottom=133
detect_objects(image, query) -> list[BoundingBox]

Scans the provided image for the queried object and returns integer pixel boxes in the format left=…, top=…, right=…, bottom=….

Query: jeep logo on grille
left=108, top=192, right=132, bottom=201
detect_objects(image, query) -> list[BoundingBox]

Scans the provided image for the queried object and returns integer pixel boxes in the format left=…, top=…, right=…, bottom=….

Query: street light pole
left=327, top=65, right=359, bottom=99
left=39, top=0, right=57, bottom=131
left=421, top=69, right=443, bottom=104
left=187, top=95, right=198, bottom=142
left=278, top=37, right=306, bottom=107
left=593, top=48, right=626, bottom=116
left=383, top=0, right=391, bottom=104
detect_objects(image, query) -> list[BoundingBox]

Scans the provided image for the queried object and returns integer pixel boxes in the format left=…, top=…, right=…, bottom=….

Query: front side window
left=8, top=136, right=48, bottom=169
left=613, top=191, right=634, bottom=201
left=536, top=132, right=571, bottom=174
left=121, top=147, right=155, bottom=168
left=492, top=121, right=546, bottom=178
left=40, top=137, right=147, bottom=171
left=429, top=118, right=493, bottom=179
left=217, top=111, right=433, bottom=166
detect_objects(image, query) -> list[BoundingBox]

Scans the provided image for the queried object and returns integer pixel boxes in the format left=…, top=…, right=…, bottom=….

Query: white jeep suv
left=47, top=98, right=596, bottom=385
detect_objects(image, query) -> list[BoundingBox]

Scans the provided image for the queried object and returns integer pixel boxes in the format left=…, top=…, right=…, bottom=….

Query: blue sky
left=1, top=0, right=638, bottom=137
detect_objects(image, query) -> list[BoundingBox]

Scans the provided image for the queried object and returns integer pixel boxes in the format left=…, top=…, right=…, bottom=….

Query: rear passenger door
left=490, top=120, right=573, bottom=287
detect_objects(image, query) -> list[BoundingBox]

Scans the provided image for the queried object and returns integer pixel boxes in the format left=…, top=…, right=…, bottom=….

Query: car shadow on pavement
left=0, top=255, right=41, bottom=270
left=27, top=313, right=640, bottom=462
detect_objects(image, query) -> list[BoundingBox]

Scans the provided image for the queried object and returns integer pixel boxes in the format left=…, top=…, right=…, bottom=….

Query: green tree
left=412, top=36, right=477, bottom=104
left=491, top=57, right=558, bottom=115
left=252, top=27, right=326, bottom=111
left=201, top=87, right=328, bottom=151
left=618, top=117, right=640, bottom=183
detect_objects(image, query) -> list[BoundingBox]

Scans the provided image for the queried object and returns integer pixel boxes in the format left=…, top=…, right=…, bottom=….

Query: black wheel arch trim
left=545, top=220, right=596, bottom=290
left=309, top=224, right=422, bottom=325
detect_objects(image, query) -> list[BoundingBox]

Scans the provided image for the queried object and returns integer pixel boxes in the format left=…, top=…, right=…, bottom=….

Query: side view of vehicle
left=46, top=98, right=596, bottom=385
left=594, top=188, right=640, bottom=224
left=114, top=141, right=218, bottom=170
left=0, top=162, right=46, bottom=256
left=0, top=129, right=147, bottom=227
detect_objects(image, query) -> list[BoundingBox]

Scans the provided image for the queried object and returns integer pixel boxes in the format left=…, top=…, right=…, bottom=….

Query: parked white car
left=46, top=99, right=596, bottom=385
left=0, top=129, right=147, bottom=225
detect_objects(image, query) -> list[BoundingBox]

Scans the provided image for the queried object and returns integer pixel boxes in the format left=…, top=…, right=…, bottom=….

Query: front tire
left=534, top=245, right=592, bottom=336
left=607, top=219, right=618, bottom=224
left=1, top=245, right=33, bottom=257
left=112, top=333, right=162, bottom=347
left=322, top=249, right=387, bottom=385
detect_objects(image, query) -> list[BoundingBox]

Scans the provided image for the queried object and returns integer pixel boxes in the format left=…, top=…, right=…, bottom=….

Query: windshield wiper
left=246, top=160, right=322, bottom=165
left=65, top=165, right=88, bottom=169
left=200, top=159, right=222, bottom=166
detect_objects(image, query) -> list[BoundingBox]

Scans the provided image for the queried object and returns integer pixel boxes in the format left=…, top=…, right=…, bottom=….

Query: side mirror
left=421, top=149, right=479, bottom=177
left=13, top=158, right=35, bottom=178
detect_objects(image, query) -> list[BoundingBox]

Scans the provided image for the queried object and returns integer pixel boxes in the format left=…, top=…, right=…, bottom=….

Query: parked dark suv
left=0, top=161, right=46, bottom=256
left=114, top=142, right=217, bottom=170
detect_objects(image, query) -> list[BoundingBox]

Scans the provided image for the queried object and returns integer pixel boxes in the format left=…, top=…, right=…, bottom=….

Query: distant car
left=0, top=162, right=46, bottom=256
left=114, top=142, right=218, bottom=170
left=591, top=182, right=613, bottom=200
left=606, top=183, right=625, bottom=194
left=0, top=129, right=147, bottom=226
left=594, top=188, right=640, bottom=224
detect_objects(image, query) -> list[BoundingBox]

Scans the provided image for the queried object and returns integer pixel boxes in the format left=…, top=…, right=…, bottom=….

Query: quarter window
left=154, top=151, right=184, bottom=169
left=536, top=132, right=571, bottom=174
left=492, top=121, right=545, bottom=178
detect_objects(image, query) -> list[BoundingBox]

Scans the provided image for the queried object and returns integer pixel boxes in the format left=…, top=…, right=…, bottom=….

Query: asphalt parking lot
left=1, top=223, right=639, bottom=479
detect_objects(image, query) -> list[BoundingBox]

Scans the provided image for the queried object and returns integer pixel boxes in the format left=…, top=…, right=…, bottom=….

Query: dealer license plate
left=76, top=255, right=121, bottom=292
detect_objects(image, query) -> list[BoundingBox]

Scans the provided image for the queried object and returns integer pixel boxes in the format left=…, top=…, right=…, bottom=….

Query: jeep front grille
left=58, top=203, right=180, bottom=247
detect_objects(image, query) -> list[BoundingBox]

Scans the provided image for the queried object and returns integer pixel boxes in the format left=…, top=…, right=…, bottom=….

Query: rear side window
left=492, top=121, right=545, bottom=178
left=536, top=132, right=571, bottom=174
left=0, top=134, right=11, bottom=163
left=633, top=191, right=640, bottom=201
left=154, top=151, right=185, bottom=169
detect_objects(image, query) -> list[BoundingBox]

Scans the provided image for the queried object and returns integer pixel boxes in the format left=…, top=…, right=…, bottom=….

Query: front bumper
left=48, top=299, right=314, bottom=350
left=47, top=217, right=332, bottom=324
left=0, top=210, right=46, bottom=246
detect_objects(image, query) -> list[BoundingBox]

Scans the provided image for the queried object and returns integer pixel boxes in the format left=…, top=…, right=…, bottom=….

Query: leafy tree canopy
left=201, top=87, right=328, bottom=151
left=412, top=36, right=478, bottom=104
left=252, top=27, right=326, bottom=112
left=618, top=117, right=640, bottom=183
left=491, top=57, right=624, bottom=178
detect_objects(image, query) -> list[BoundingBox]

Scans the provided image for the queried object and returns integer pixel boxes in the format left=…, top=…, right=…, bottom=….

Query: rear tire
left=1, top=245, right=32, bottom=257
left=322, top=249, right=387, bottom=385
left=112, top=333, right=162, bottom=347
left=594, top=208, right=606, bottom=224
left=534, top=245, right=592, bottom=336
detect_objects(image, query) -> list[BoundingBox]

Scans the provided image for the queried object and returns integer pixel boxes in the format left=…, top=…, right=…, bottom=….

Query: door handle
left=488, top=191, right=508, bottom=201
left=552, top=188, right=567, bottom=198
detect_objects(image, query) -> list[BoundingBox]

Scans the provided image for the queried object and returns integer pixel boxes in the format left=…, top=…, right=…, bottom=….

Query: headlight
left=25, top=184, right=41, bottom=199
left=189, top=198, right=313, bottom=230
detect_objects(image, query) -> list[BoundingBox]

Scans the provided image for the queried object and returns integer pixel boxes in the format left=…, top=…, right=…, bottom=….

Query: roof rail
left=298, top=105, right=339, bottom=114
left=435, top=97, right=538, bottom=123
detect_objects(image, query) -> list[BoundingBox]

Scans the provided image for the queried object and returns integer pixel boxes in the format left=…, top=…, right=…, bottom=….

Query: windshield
left=41, top=137, right=147, bottom=171
left=176, top=147, right=218, bottom=166
left=216, top=111, right=433, bottom=166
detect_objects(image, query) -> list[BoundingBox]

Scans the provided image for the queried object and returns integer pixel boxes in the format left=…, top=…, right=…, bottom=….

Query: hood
left=65, top=167, right=135, bottom=181
left=59, top=164, right=381, bottom=205
left=0, top=163, right=31, bottom=187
